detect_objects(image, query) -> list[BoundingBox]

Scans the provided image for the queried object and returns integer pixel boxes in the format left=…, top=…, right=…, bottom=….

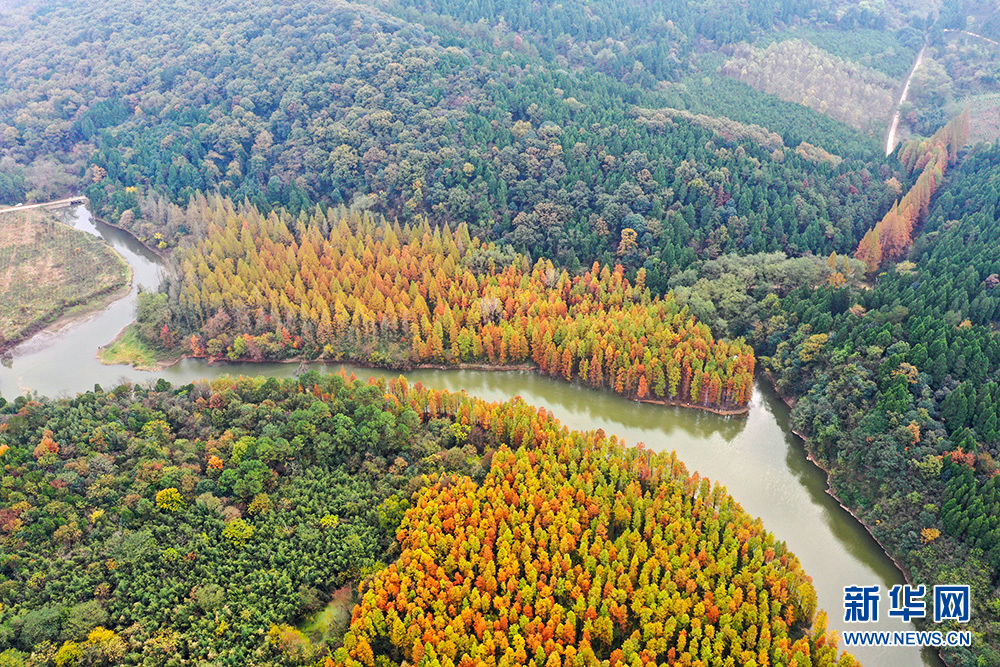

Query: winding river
left=0, top=206, right=941, bottom=667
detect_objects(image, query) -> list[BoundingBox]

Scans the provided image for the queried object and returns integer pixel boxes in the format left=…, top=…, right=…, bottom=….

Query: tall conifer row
left=855, top=109, right=970, bottom=272
left=167, top=198, right=755, bottom=409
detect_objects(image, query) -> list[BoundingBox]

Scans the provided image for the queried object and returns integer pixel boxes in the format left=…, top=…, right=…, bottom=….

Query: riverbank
left=637, top=396, right=749, bottom=416
left=764, top=370, right=913, bottom=585
left=763, top=369, right=916, bottom=578
left=98, top=323, right=183, bottom=371
left=762, top=367, right=948, bottom=665
left=90, top=213, right=171, bottom=261
left=1, top=279, right=132, bottom=358
left=103, top=345, right=750, bottom=416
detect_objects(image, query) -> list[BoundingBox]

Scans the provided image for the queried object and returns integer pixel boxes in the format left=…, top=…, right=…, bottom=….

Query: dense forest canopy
left=0, top=374, right=852, bottom=666
left=756, top=142, right=1000, bottom=667
left=855, top=111, right=970, bottom=272
left=3, top=0, right=1000, bottom=665
left=335, top=393, right=854, bottom=667
left=148, top=197, right=756, bottom=410
left=0, top=373, right=482, bottom=665
left=0, top=0, right=905, bottom=283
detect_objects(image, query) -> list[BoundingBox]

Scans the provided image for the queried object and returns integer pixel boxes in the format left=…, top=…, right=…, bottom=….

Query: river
left=0, top=206, right=941, bottom=667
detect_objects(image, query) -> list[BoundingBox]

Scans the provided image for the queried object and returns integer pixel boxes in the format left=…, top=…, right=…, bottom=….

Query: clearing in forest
left=722, top=39, right=897, bottom=136
left=0, top=209, right=130, bottom=352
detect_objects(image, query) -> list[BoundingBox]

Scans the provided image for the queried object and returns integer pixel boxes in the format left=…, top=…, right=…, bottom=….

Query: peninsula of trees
left=149, top=198, right=755, bottom=411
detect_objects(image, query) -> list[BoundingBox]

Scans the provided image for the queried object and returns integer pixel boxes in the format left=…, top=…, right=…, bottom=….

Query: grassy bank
left=98, top=323, right=161, bottom=370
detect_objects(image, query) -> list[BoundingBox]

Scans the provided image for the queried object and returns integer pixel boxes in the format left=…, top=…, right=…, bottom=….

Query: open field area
left=0, top=209, right=130, bottom=351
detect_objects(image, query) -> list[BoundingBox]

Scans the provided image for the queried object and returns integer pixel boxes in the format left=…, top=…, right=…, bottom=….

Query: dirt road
left=886, top=41, right=927, bottom=155
left=0, top=196, right=88, bottom=214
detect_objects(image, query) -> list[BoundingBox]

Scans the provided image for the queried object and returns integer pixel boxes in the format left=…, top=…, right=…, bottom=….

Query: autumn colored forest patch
left=0, top=372, right=852, bottom=666
left=333, top=376, right=855, bottom=667
left=854, top=110, right=970, bottom=271
left=156, top=198, right=755, bottom=410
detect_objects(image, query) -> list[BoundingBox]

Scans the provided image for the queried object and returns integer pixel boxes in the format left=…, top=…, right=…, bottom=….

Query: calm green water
left=0, top=207, right=940, bottom=666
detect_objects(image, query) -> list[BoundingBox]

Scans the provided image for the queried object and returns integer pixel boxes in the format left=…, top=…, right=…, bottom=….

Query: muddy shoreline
left=0, top=212, right=134, bottom=359
left=2, top=204, right=164, bottom=358
left=0, top=278, right=132, bottom=357
left=90, top=213, right=171, bottom=261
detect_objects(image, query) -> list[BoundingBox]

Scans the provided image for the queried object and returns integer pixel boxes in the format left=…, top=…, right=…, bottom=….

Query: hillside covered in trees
left=855, top=111, right=970, bottom=271
left=0, top=374, right=852, bottom=666
left=5, top=0, right=1000, bottom=665
left=0, top=0, right=906, bottom=281
left=755, top=139, right=1000, bottom=666
left=891, top=1, right=1000, bottom=142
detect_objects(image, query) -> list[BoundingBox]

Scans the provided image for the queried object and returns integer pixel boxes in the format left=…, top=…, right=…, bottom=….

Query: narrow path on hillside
left=943, top=28, right=1000, bottom=46
left=886, top=27, right=999, bottom=155
left=886, top=39, right=927, bottom=155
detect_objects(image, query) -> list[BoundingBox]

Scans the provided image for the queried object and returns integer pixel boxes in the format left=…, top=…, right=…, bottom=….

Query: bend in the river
left=0, top=207, right=942, bottom=667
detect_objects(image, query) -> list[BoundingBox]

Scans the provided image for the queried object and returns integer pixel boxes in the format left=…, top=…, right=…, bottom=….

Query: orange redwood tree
left=332, top=377, right=856, bottom=667
left=166, top=199, right=755, bottom=409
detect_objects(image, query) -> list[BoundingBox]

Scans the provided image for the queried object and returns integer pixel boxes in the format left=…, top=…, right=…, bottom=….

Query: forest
left=0, top=374, right=852, bottom=666
left=891, top=1, right=1000, bottom=142
left=335, top=391, right=853, bottom=667
left=3, top=0, right=1000, bottom=664
left=0, top=0, right=904, bottom=283
left=150, top=198, right=755, bottom=410
left=855, top=111, right=970, bottom=271
left=758, top=140, right=1000, bottom=667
